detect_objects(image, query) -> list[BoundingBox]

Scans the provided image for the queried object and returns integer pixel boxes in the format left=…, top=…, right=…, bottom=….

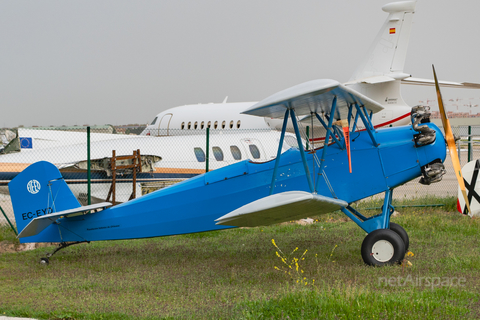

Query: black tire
left=361, top=229, right=405, bottom=266
left=389, top=222, right=409, bottom=253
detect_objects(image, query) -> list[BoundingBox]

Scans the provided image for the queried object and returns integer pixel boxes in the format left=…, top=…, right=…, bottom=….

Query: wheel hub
left=371, top=240, right=394, bottom=262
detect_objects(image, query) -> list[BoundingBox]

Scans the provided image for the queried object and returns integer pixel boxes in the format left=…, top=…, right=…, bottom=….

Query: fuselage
left=140, top=101, right=412, bottom=138
left=22, top=123, right=446, bottom=243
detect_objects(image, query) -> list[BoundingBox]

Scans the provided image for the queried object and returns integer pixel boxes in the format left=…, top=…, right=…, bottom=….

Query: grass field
left=0, top=196, right=479, bottom=319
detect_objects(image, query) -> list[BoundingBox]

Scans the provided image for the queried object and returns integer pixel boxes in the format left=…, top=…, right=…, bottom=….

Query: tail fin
left=349, top=1, right=416, bottom=82
left=8, top=161, right=80, bottom=239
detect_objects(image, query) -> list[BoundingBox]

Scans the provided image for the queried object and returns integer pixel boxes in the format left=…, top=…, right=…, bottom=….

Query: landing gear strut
left=40, top=241, right=89, bottom=265
left=342, top=189, right=411, bottom=266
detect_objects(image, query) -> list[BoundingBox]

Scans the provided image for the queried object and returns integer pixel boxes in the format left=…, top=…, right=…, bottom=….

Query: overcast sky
left=1, top=0, right=479, bottom=127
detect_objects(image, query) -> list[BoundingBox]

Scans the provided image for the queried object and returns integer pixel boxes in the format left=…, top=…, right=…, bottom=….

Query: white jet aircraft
left=141, top=1, right=479, bottom=140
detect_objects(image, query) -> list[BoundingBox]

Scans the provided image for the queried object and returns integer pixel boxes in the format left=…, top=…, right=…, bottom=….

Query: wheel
left=361, top=229, right=405, bottom=266
left=389, top=222, right=409, bottom=253
left=40, top=257, right=49, bottom=265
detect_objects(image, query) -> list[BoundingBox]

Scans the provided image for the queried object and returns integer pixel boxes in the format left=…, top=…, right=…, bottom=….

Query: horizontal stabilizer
left=402, top=77, right=480, bottom=89
left=18, top=202, right=112, bottom=238
left=241, top=79, right=384, bottom=119
left=215, top=191, right=347, bottom=227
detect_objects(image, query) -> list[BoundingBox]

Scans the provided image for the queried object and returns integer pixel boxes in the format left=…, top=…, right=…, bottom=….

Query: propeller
left=433, top=65, right=471, bottom=215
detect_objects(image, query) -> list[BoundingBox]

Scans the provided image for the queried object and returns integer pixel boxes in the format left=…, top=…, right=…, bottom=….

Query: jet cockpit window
left=237, top=120, right=241, bottom=129
left=212, top=147, right=224, bottom=161
left=229, top=121, right=234, bottom=129
left=150, top=117, right=158, bottom=125
left=230, top=145, right=242, bottom=160
left=194, top=147, right=206, bottom=162
left=249, top=144, right=261, bottom=159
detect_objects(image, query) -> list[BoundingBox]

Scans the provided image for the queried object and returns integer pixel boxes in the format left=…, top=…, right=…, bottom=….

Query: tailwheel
left=361, top=229, right=405, bottom=266
left=389, top=222, right=409, bottom=253
left=40, top=257, right=49, bottom=265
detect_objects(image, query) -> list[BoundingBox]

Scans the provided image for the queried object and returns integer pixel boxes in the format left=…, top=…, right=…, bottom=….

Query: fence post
left=306, top=126, right=310, bottom=150
left=468, top=125, right=472, bottom=163
left=206, top=127, right=210, bottom=173
left=87, top=126, right=91, bottom=205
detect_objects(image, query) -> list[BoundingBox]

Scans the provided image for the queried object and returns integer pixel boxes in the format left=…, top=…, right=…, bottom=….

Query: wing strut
left=269, top=109, right=290, bottom=195
left=318, top=97, right=338, bottom=175
left=314, top=113, right=343, bottom=149
left=290, top=107, right=315, bottom=193
left=268, top=106, right=317, bottom=195
left=355, top=103, right=379, bottom=146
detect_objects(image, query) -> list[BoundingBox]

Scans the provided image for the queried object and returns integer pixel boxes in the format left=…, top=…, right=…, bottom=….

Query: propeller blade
left=433, top=65, right=471, bottom=215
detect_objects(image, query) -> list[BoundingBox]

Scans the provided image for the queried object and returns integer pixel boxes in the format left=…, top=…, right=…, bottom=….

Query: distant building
left=21, top=125, right=116, bottom=134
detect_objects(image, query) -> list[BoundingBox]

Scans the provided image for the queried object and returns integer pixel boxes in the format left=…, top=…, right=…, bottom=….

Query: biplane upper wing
left=241, top=79, right=384, bottom=118
left=17, top=202, right=112, bottom=238
left=215, top=191, right=347, bottom=227
left=225, top=79, right=378, bottom=227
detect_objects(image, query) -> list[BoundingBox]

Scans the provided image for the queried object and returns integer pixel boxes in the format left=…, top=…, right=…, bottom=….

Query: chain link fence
left=1, top=125, right=479, bottom=228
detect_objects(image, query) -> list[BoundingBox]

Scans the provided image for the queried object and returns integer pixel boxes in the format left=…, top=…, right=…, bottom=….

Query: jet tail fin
left=349, top=1, right=416, bottom=83
left=8, top=161, right=81, bottom=242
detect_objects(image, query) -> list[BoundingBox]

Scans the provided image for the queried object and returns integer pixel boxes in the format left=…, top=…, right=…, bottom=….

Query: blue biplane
left=9, top=72, right=463, bottom=266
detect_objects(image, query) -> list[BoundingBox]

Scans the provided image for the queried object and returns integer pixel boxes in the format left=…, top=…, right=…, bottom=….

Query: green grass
left=0, top=197, right=479, bottom=319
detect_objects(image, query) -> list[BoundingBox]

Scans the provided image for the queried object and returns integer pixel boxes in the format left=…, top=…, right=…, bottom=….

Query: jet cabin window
left=230, top=145, right=242, bottom=160
left=214, top=121, right=218, bottom=129
left=194, top=147, right=206, bottom=162
left=229, top=121, right=234, bottom=129
left=207, top=121, right=211, bottom=129
left=237, top=120, right=241, bottom=129
left=201, top=121, right=205, bottom=129
left=188, top=122, right=192, bottom=130
left=249, top=144, right=261, bottom=159
left=212, top=147, right=224, bottom=161
left=181, top=122, right=185, bottom=130
left=222, top=121, right=226, bottom=129
left=194, top=121, right=198, bottom=129
left=150, top=117, right=158, bottom=125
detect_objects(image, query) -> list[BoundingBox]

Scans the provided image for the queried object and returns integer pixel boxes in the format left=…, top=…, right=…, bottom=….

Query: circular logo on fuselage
left=27, top=180, right=41, bottom=194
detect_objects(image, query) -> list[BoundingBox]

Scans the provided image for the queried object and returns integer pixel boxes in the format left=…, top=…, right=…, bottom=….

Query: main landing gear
left=341, top=189, right=410, bottom=266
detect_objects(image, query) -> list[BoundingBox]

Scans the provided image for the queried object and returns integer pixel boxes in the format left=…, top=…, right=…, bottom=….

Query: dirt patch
left=0, top=240, right=54, bottom=254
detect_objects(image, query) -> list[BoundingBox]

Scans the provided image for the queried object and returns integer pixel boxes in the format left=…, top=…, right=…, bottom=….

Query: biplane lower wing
left=215, top=191, right=348, bottom=227
left=17, top=202, right=112, bottom=238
